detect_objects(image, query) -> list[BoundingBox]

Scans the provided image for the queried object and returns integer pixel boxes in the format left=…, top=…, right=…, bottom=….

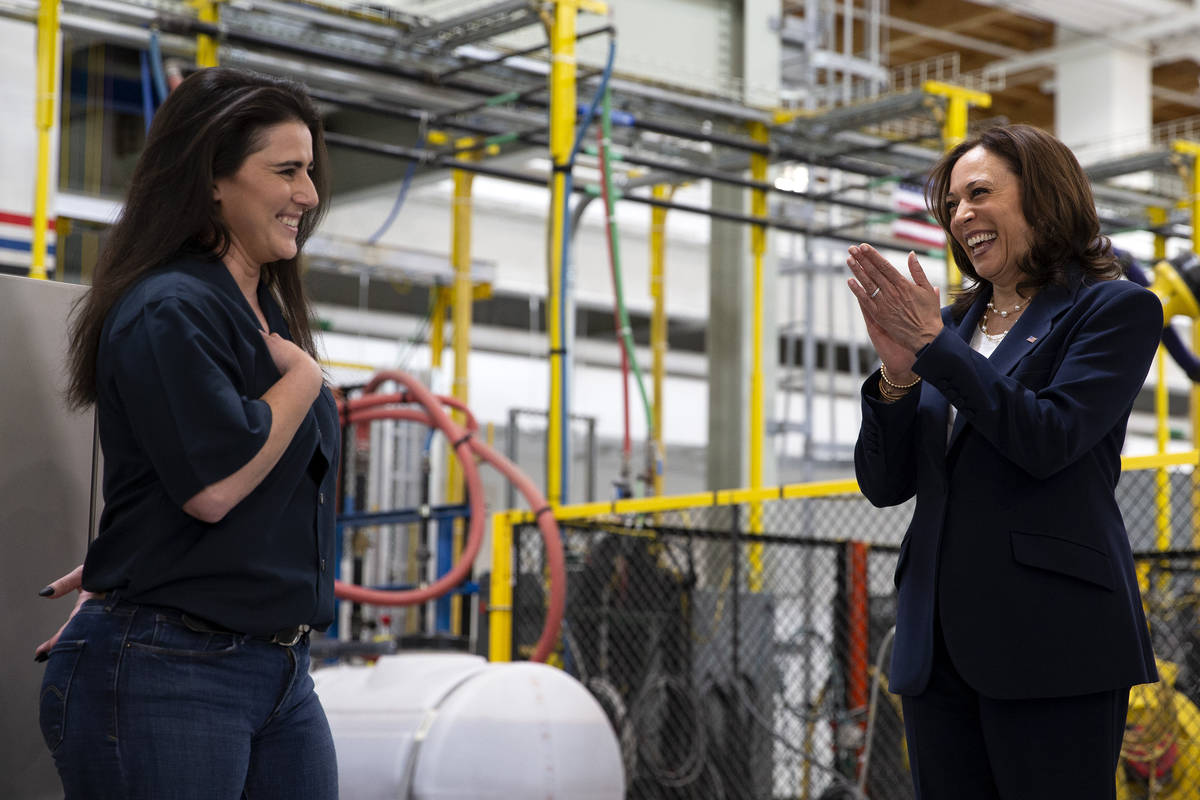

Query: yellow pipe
left=446, top=141, right=477, bottom=635
left=747, top=122, right=769, bottom=592
left=191, top=0, right=220, bottom=67
left=650, top=184, right=671, bottom=497
left=61, top=45, right=71, bottom=195
left=545, top=0, right=579, bottom=508
left=487, top=512, right=514, bottom=662
left=1123, top=451, right=1200, bottom=471
left=451, top=160, right=475, bottom=413
left=319, top=358, right=377, bottom=372
left=1194, top=323, right=1200, bottom=560
left=1174, top=142, right=1200, bottom=559
left=922, top=81, right=991, bottom=149
left=31, top=0, right=60, bottom=280
left=1150, top=343, right=1171, bottom=595
left=924, top=81, right=991, bottom=291
left=430, top=286, right=447, bottom=368
left=1152, top=208, right=1168, bottom=264
left=1149, top=208, right=1172, bottom=581
left=1177, top=142, right=1200, bottom=239
left=497, top=453, right=1199, bottom=528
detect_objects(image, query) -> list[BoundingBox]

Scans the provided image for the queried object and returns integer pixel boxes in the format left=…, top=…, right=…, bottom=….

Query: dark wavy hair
left=924, top=124, right=1119, bottom=320
left=66, top=67, right=329, bottom=409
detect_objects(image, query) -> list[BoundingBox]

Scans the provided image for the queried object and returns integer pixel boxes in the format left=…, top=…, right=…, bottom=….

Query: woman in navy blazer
left=846, top=124, right=1161, bottom=798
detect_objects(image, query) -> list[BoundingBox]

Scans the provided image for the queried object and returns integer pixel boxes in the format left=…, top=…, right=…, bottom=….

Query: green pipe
left=583, top=144, right=623, bottom=160
left=486, top=90, right=520, bottom=107
left=599, top=86, right=655, bottom=469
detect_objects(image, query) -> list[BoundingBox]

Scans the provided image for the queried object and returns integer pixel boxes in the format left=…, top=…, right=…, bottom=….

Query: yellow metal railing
left=488, top=452, right=1200, bottom=661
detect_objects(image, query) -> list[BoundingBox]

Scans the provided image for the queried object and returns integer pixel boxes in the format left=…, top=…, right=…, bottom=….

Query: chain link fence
left=1122, top=464, right=1200, bottom=800
left=502, top=462, right=1200, bottom=799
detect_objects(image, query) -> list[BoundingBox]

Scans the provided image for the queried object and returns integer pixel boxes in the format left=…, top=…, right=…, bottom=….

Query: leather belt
left=181, top=612, right=311, bottom=647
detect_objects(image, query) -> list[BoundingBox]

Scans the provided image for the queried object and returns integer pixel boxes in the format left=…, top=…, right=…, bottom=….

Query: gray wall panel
left=0, top=274, right=96, bottom=800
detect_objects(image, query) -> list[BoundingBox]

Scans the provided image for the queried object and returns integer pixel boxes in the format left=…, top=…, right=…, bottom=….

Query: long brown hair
left=66, top=67, right=330, bottom=409
left=924, top=124, right=1119, bottom=319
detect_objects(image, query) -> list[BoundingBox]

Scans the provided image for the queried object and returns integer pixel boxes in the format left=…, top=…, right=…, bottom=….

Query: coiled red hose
left=333, top=369, right=565, bottom=663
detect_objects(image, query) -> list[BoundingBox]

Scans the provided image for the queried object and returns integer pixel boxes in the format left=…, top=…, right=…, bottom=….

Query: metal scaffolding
left=8, top=0, right=1199, bottom=487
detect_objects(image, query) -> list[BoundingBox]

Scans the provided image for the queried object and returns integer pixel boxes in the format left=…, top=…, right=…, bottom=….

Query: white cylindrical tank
left=312, top=652, right=625, bottom=800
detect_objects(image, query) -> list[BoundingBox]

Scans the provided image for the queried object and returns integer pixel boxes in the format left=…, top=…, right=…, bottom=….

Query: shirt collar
left=172, top=255, right=289, bottom=336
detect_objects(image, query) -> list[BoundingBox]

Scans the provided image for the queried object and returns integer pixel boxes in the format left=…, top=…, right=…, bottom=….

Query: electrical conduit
left=556, top=35, right=617, bottom=503
left=596, top=83, right=654, bottom=494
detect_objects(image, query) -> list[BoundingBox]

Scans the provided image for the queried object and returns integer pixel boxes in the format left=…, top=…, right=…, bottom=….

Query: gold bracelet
left=877, top=376, right=911, bottom=402
left=880, top=363, right=921, bottom=391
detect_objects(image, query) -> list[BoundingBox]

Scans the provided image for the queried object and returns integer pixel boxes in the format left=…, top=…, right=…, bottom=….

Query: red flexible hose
left=332, top=369, right=565, bottom=663
left=348, top=390, right=480, bottom=433
left=597, top=124, right=633, bottom=467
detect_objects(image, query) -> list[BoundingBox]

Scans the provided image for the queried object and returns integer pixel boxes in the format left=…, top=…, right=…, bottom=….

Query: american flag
left=890, top=184, right=945, bottom=249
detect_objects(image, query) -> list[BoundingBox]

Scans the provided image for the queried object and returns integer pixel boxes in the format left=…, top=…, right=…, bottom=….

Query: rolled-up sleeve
left=109, top=296, right=273, bottom=507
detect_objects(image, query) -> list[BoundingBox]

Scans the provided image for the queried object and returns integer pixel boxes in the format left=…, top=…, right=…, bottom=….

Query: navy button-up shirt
left=83, top=255, right=339, bottom=635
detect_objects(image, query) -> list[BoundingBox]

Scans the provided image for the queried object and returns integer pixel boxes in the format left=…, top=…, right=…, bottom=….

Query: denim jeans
left=38, top=597, right=338, bottom=800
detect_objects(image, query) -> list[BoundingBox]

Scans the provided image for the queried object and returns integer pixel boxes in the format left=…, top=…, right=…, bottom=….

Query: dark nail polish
left=38, top=586, right=54, bottom=597
left=34, top=652, right=48, bottom=663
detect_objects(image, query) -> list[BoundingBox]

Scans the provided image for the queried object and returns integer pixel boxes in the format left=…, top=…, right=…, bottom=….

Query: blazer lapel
left=986, top=283, right=1074, bottom=377
left=945, top=281, right=1077, bottom=449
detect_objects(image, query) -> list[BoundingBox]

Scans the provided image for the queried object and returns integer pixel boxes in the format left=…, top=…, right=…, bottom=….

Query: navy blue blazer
left=855, top=273, right=1161, bottom=699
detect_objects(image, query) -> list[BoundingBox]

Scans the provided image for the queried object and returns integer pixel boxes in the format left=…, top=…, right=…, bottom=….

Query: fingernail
left=38, top=585, right=54, bottom=597
left=34, top=652, right=48, bottom=663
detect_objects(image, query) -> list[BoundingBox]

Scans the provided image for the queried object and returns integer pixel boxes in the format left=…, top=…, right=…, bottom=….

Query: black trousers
left=901, top=619, right=1128, bottom=800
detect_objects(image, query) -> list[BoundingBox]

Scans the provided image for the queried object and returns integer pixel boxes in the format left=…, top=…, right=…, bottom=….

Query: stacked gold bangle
left=878, top=363, right=921, bottom=402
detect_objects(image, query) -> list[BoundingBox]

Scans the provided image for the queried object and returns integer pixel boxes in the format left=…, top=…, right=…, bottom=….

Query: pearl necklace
left=979, top=294, right=1031, bottom=341
left=978, top=310, right=1007, bottom=341
left=985, top=296, right=1027, bottom=319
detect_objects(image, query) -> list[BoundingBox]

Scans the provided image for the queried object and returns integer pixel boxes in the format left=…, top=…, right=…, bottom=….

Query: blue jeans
left=38, top=597, right=337, bottom=800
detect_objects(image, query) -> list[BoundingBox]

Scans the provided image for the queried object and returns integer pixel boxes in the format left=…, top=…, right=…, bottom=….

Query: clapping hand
left=846, top=244, right=943, bottom=381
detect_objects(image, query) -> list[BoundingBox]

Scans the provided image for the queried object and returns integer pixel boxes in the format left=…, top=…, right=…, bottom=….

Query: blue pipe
left=578, top=102, right=634, bottom=127
left=146, top=30, right=169, bottom=104
left=138, top=50, right=154, bottom=134
left=368, top=132, right=426, bottom=244
left=557, top=37, right=618, bottom=502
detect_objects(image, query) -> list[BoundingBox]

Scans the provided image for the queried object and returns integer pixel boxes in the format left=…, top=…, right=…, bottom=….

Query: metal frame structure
left=10, top=0, right=1200, bottom=496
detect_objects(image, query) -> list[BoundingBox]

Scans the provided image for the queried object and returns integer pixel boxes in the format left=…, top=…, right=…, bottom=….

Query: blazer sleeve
left=854, top=371, right=921, bottom=507
left=912, top=283, right=1162, bottom=479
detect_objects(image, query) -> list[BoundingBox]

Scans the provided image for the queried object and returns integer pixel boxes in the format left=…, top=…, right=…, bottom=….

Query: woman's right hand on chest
left=261, top=332, right=322, bottom=392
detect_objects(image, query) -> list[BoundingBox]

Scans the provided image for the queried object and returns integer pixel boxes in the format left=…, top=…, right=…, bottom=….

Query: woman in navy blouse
left=35, top=68, right=340, bottom=799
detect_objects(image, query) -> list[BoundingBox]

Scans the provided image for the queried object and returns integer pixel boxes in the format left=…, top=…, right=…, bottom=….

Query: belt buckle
left=271, top=624, right=310, bottom=646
